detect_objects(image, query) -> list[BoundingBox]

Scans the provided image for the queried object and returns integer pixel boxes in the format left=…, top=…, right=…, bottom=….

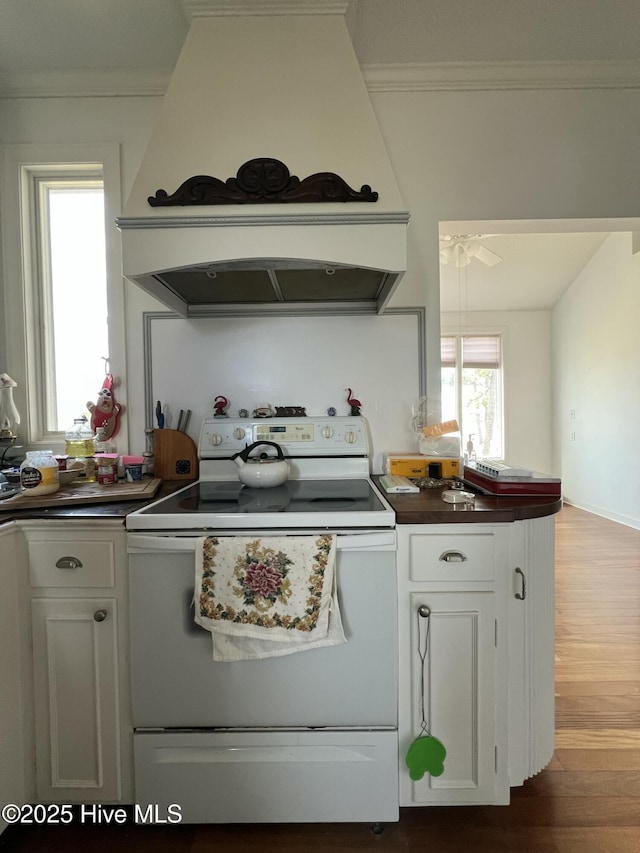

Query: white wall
left=146, top=312, right=421, bottom=474
left=552, top=233, right=640, bottom=529
left=373, top=86, right=640, bottom=405
left=2, top=80, right=640, bottom=471
left=442, top=311, right=552, bottom=474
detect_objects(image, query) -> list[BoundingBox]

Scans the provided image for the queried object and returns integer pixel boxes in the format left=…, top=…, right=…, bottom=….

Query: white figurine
left=0, top=373, right=21, bottom=437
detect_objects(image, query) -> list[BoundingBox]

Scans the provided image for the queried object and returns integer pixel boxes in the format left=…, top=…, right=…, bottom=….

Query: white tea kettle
left=231, top=441, right=290, bottom=489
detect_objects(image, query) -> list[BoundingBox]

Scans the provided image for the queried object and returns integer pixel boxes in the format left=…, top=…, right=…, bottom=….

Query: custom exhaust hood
left=117, top=1, right=409, bottom=317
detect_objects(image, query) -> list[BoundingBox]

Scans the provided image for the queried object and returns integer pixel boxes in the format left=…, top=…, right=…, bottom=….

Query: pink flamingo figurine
left=346, top=388, right=362, bottom=416
left=213, top=395, right=229, bottom=417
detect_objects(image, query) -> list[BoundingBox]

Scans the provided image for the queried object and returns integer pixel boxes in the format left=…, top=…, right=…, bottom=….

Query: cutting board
left=0, top=477, right=162, bottom=512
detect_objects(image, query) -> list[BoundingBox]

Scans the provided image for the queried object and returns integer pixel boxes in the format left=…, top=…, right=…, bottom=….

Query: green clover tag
left=405, top=734, right=447, bottom=781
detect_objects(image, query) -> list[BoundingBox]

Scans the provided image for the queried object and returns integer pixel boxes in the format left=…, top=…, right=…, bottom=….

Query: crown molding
left=363, top=60, right=640, bottom=92
left=0, top=69, right=172, bottom=100
left=2, top=59, right=639, bottom=100
left=181, top=0, right=349, bottom=17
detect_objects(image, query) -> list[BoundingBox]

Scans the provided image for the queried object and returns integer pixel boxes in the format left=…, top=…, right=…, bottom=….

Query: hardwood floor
left=2, top=504, right=639, bottom=852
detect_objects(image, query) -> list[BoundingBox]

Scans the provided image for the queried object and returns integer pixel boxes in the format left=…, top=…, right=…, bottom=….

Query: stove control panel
left=199, top=417, right=369, bottom=458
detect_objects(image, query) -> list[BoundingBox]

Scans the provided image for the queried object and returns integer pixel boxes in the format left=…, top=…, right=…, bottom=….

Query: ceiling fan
left=439, top=234, right=503, bottom=268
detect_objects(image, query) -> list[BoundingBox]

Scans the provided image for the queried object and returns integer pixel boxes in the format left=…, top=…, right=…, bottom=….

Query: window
left=441, top=335, right=503, bottom=460
left=36, top=174, right=108, bottom=432
left=1, top=144, right=123, bottom=446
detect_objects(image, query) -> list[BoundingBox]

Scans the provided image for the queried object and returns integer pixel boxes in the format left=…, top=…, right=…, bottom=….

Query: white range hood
left=117, top=0, right=409, bottom=317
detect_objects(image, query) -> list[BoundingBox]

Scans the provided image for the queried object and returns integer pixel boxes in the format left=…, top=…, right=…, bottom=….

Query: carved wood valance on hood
left=148, top=157, right=379, bottom=207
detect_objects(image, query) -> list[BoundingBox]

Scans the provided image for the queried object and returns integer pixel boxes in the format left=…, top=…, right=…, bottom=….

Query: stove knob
left=233, top=427, right=246, bottom=440
left=209, top=433, right=223, bottom=446
left=344, top=430, right=359, bottom=444
left=321, top=426, right=334, bottom=439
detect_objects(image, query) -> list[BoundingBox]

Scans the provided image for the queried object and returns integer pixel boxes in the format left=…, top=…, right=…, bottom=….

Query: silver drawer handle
left=439, top=550, right=467, bottom=562
left=515, top=567, right=527, bottom=600
left=55, top=556, right=83, bottom=569
left=93, top=609, right=108, bottom=623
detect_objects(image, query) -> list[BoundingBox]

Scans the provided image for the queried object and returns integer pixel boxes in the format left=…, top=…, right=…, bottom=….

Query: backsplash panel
left=145, top=311, right=425, bottom=473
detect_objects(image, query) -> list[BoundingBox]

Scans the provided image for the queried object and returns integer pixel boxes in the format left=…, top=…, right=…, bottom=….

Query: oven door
left=127, top=530, right=397, bottom=729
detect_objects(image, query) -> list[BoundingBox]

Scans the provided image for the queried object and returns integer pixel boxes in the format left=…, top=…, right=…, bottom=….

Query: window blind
left=440, top=336, right=456, bottom=367
left=462, top=336, right=501, bottom=369
left=441, top=335, right=501, bottom=369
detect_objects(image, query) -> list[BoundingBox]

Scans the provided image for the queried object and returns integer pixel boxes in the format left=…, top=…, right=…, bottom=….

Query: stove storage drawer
left=134, top=729, right=398, bottom=824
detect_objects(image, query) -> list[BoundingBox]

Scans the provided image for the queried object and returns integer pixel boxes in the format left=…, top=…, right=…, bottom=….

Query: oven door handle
left=127, top=531, right=396, bottom=554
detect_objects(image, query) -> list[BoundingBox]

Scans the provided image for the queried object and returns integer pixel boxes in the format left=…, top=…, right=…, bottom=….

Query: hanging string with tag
left=417, top=604, right=433, bottom=737
left=404, top=604, right=447, bottom=780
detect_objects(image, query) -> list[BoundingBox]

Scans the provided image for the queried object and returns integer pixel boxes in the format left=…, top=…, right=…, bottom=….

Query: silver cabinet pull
left=93, top=609, right=108, bottom=623
left=55, top=556, right=83, bottom=569
left=515, top=567, right=527, bottom=600
left=439, top=550, right=467, bottom=562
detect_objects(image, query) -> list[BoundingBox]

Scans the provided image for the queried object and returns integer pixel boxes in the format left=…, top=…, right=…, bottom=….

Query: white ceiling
left=438, top=231, right=609, bottom=312
left=2, top=0, right=638, bottom=311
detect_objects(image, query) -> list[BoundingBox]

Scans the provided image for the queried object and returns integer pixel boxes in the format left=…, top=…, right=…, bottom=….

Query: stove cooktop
left=126, top=478, right=395, bottom=531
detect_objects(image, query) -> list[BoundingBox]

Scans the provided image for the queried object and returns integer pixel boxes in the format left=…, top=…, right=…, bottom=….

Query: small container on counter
left=20, top=450, right=60, bottom=496
left=122, top=455, right=144, bottom=482
left=54, top=454, right=68, bottom=471
left=96, top=453, right=119, bottom=485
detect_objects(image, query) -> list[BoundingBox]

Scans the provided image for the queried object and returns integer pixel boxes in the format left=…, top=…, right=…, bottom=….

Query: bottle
left=94, top=427, right=116, bottom=454
left=143, top=427, right=154, bottom=477
left=20, top=450, right=60, bottom=496
left=94, top=427, right=118, bottom=485
left=65, top=416, right=96, bottom=483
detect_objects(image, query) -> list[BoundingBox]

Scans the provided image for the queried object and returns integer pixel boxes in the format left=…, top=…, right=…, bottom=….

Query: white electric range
left=126, top=417, right=399, bottom=826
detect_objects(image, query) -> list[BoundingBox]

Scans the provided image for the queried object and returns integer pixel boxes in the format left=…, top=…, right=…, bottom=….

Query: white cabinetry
left=507, top=516, right=556, bottom=784
left=397, top=517, right=556, bottom=807
left=398, top=525, right=510, bottom=807
left=23, top=522, right=132, bottom=803
left=405, top=589, right=498, bottom=804
left=0, top=522, right=30, bottom=832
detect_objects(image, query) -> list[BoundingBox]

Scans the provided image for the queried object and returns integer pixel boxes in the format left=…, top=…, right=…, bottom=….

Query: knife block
left=153, top=429, right=199, bottom=481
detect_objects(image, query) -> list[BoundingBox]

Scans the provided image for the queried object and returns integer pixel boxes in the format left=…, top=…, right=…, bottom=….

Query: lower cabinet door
left=401, top=591, right=496, bottom=805
left=31, top=597, right=121, bottom=802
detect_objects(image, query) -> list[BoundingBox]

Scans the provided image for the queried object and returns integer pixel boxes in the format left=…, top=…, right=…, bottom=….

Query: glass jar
left=94, top=427, right=119, bottom=485
left=20, top=450, right=60, bottom=495
left=65, top=416, right=96, bottom=483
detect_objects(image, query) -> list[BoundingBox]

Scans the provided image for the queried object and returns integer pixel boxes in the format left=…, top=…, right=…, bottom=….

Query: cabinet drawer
left=29, top=539, right=116, bottom=588
left=408, top=533, right=495, bottom=582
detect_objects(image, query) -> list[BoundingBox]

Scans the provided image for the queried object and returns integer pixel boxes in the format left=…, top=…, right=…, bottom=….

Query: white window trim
left=1, top=143, right=125, bottom=449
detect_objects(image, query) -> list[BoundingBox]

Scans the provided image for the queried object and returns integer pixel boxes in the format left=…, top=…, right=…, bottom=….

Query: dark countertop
left=373, top=477, right=562, bottom=524
left=1, top=477, right=562, bottom=527
left=0, top=480, right=190, bottom=525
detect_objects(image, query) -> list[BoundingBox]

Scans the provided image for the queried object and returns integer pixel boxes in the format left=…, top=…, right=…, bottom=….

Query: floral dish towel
left=195, top=534, right=346, bottom=661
